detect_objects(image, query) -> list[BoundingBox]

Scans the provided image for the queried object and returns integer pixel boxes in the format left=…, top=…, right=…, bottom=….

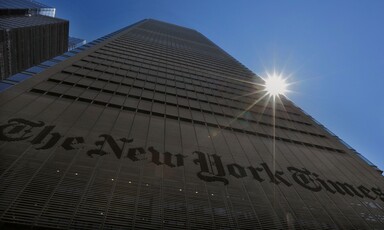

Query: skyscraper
left=0, top=19, right=383, bottom=229
left=0, top=14, right=68, bottom=80
left=0, top=0, right=55, bottom=17
left=0, top=0, right=84, bottom=82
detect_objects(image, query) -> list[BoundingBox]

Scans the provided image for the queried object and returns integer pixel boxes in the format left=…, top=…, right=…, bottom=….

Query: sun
left=264, top=74, right=288, bottom=97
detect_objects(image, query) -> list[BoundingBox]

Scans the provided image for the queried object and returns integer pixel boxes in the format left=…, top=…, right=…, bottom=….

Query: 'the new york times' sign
left=1, top=118, right=383, bottom=202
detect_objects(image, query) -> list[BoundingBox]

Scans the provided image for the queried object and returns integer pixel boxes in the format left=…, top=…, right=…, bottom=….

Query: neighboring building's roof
left=68, top=36, right=87, bottom=51
left=68, top=37, right=86, bottom=45
left=0, top=14, right=67, bottom=29
left=0, top=0, right=55, bottom=17
left=0, top=0, right=52, bottom=9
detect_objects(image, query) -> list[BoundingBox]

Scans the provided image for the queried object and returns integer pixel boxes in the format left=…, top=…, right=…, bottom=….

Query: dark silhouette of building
left=0, top=0, right=55, bottom=17
left=0, top=0, right=86, bottom=82
left=0, top=14, right=68, bottom=80
left=0, top=19, right=383, bottom=229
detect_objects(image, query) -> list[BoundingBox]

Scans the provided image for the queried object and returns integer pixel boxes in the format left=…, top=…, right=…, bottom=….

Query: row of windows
left=59, top=64, right=314, bottom=130
left=98, top=43, right=296, bottom=117
left=29, top=82, right=343, bottom=153
left=125, top=27, right=239, bottom=67
left=113, top=36, right=251, bottom=80
left=99, top=44, right=257, bottom=99
left=132, top=27, right=224, bottom=58
left=126, top=32, right=244, bottom=81
left=110, top=37, right=254, bottom=87
left=80, top=54, right=301, bottom=118
left=49, top=67, right=321, bottom=134
left=43, top=76, right=325, bottom=140
left=138, top=20, right=215, bottom=47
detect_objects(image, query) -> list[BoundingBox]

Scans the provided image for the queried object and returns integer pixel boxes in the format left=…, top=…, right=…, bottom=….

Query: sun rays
left=213, top=70, right=296, bottom=135
left=264, top=73, right=288, bottom=97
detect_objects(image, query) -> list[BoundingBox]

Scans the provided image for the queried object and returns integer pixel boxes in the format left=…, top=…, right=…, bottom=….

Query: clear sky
left=39, top=0, right=384, bottom=172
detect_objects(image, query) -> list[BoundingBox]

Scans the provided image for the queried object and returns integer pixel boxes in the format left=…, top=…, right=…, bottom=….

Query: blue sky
left=40, top=0, right=384, bottom=172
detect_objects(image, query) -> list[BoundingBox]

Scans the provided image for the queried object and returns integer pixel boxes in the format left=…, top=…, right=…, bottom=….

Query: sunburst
left=263, top=72, right=288, bottom=97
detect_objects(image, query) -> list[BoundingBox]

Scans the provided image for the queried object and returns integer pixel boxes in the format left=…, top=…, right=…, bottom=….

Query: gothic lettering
left=127, top=147, right=146, bottom=161
left=28, top=125, right=62, bottom=150
left=371, top=187, right=384, bottom=202
left=147, top=146, right=186, bottom=167
left=261, top=163, right=292, bottom=187
left=247, top=166, right=265, bottom=182
left=311, top=174, right=335, bottom=194
left=174, top=154, right=186, bottom=167
left=327, top=181, right=364, bottom=198
left=35, top=132, right=62, bottom=150
left=0, top=117, right=383, bottom=202
left=163, top=152, right=176, bottom=167
left=227, top=163, right=247, bottom=178
left=287, top=167, right=321, bottom=192
left=87, top=135, right=133, bottom=159
left=193, top=151, right=229, bottom=185
left=0, top=118, right=44, bottom=142
left=148, top=146, right=162, bottom=166
left=358, top=185, right=377, bottom=200
left=30, top=125, right=55, bottom=145
left=61, top=137, right=85, bottom=150
left=210, top=154, right=226, bottom=177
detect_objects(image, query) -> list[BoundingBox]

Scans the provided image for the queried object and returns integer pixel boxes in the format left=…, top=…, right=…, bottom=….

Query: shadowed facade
left=0, top=19, right=383, bottom=229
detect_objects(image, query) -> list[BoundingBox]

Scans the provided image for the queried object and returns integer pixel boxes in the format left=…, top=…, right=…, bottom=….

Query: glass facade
left=0, top=0, right=55, bottom=17
left=68, top=37, right=87, bottom=51
left=0, top=19, right=383, bottom=229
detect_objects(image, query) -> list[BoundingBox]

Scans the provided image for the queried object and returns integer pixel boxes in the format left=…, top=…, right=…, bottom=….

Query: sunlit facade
left=68, top=37, right=87, bottom=51
left=0, top=0, right=55, bottom=17
left=0, top=19, right=383, bottom=229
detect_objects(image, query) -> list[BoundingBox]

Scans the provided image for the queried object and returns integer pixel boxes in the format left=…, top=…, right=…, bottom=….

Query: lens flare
left=264, top=74, right=288, bottom=96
